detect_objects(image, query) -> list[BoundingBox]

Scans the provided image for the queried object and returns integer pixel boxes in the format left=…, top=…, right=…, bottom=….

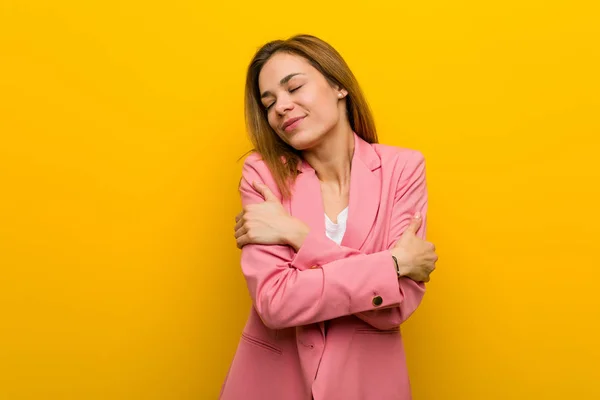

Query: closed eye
left=264, top=85, right=304, bottom=111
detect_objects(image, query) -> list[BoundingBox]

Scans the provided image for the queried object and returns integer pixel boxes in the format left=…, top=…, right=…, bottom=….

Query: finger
left=424, top=255, right=438, bottom=265
left=235, top=211, right=243, bottom=223
left=253, top=181, right=278, bottom=202
left=420, top=271, right=431, bottom=282
left=234, top=218, right=244, bottom=232
left=236, top=234, right=249, bottom=249
left=403, top=212, right=422, bottom=236
left=234, top=225, right=247, bottom=239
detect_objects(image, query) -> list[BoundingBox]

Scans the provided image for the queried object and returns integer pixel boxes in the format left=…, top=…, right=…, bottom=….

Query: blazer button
left=372, top=295, right=383, bottom=306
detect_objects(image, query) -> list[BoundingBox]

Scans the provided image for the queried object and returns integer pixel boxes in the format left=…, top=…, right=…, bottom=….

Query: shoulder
left=372, top=144, right=428, bottom=199
left=242, top=151, right=266, bottom=170
left=372, top=143, right=426, bottom=174
left=239, top=151, right=282, bottom=198
left=241, top=152, right=274, bottom=180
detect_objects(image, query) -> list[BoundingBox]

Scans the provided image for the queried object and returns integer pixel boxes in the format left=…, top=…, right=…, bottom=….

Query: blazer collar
left=290, top=132, right=382, bottom=251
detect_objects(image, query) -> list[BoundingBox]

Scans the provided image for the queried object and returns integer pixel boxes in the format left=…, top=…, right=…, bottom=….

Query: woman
left=220, top=34, right=438, bottom=400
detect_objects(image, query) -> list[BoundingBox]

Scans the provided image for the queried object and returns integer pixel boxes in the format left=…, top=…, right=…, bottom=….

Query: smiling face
left=257, top=52, right=348, bottom=151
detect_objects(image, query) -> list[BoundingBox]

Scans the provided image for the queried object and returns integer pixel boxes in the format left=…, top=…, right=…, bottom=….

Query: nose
left=274, top=94, right=294, bottom=115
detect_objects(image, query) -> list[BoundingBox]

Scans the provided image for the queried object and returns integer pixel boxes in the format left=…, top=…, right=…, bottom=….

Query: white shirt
left=324, top=207, right=348, bottom=245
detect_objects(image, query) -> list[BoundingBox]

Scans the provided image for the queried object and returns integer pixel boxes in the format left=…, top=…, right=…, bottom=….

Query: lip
left=281, top=116, right=305, bottom=132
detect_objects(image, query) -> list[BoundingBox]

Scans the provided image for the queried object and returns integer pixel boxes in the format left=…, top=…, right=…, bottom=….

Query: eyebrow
left=260, top=73, right=304, bottom=99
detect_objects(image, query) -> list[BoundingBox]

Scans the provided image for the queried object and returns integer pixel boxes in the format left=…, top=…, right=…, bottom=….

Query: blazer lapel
left=341, top=133, right=382, bottom=250
left=289, top=164, right=325, bottom=250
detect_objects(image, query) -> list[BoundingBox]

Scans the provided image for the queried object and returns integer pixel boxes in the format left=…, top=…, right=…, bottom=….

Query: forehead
left=258, top=53, right=316, bottom=91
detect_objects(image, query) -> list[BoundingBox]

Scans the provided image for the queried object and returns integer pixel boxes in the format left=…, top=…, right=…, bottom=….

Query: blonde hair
left=244, top=34, right=378, bottom=199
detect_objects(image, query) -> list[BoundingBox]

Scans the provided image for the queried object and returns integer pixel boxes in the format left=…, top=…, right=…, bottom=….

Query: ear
left=336, top=87, right=348, bottom=99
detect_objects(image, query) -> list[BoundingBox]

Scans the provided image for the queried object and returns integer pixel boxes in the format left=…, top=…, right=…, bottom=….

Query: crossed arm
left=235, top=151, right=432, bottom=330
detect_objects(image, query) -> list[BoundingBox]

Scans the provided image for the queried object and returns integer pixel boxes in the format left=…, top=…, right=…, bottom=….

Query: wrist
left=390, top=248, right=411, bottom=278
left=285, top=217, right=310, bottom=251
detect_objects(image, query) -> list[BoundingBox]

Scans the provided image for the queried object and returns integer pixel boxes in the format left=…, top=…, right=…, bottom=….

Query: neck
left=301, top=122, right=355, bottom=187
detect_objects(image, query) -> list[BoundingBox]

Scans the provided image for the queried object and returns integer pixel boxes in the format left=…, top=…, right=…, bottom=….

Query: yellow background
left=1, top=1, right=599, bottom=399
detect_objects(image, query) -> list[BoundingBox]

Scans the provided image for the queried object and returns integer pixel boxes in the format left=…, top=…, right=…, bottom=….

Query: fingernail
left=414, top=212, right=421, bottom=219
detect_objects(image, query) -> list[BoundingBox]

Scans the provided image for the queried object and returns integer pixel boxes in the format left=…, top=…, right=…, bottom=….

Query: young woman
left=220, top=34, right=438, bottom=400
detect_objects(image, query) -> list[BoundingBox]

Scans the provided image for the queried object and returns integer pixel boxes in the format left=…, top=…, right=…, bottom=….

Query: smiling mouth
left=282, top=116, right=305, bottom=132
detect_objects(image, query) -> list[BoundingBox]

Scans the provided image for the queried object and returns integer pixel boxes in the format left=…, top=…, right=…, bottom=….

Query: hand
left=391, top=213, right=438, bottom=282
left=234, top=181, right=309, bottom=250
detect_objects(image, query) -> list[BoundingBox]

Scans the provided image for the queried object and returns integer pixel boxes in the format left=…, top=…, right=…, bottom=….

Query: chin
left=285, top=129, right=324, bottom=151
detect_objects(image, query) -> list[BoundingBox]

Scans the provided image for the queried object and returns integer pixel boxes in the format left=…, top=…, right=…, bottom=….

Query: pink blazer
left=220, top=132, right=428, bottom=400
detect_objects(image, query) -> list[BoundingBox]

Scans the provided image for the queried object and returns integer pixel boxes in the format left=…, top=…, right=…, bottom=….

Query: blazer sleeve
left=287, top=150, right=428, bottom=330
left=238, top=158, right=403, bottom=330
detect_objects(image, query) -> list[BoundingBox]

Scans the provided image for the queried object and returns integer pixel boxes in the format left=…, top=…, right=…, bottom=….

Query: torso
left=220, top=139, right=424, bottom=400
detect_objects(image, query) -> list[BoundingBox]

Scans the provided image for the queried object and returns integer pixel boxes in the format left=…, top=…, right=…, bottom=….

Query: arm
left=238, top=159, right=402, bottom=330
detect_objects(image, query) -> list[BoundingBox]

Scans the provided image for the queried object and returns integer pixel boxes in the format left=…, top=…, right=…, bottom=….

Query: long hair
left=244, top=34, right=378, bottom=199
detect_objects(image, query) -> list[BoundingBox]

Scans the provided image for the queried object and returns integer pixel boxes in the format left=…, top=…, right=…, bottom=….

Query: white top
left=324, top=207, right=349, bottom=245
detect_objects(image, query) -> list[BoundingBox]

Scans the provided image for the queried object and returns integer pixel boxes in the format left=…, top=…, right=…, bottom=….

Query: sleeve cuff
left=290, top=229, right=341, bottom=270
left=365, top=251, right=404, bottom=309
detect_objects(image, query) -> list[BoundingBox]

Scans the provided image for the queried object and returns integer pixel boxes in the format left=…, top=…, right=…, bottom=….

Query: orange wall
left=1, top=1, right=599, bottom=399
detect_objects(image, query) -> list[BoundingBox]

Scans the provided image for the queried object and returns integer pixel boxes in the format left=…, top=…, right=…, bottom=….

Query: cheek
left=300, top=89, right=323, bottom=109
left=307, top=92, right=338, bottom=123
left=266, top=112, right=279, bottom=131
